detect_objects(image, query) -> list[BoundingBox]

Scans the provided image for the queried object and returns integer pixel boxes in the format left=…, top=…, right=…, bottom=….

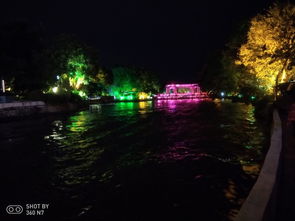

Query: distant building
left=156, top=83, right=207, bottom=99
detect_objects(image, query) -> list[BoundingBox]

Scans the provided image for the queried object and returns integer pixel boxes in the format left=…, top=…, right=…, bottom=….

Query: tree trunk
left=274, top=59, right=289, bottom=100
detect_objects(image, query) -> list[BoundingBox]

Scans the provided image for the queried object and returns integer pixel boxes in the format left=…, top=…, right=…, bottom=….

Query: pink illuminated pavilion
left=156, top=83, right=207, bottom=99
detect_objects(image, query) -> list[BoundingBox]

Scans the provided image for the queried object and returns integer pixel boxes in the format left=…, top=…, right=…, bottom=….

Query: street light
left=1, top=79, right=5, bottom=93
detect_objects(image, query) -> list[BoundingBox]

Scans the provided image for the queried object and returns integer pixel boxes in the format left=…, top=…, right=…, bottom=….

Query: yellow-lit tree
left=236, top=3, right=295, bottom=94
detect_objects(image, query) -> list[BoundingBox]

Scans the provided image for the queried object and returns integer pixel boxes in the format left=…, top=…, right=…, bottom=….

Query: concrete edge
left=0, top=101, right=45, bottom=109
left=235, top=109, right=282, bottom=221
left=0, top=102, right=81, bottom=120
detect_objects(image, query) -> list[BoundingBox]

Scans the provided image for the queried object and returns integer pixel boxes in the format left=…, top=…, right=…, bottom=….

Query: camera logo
left=6, top=205, right=23, bottom=214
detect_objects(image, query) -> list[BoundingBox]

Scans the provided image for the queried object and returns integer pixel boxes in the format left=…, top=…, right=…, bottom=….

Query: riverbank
left=0, top=101, right=85, bottom=121
left=0, top=98, right=272, bottom=122
left=235, top=100, right=295, bottom=221
left=235, top=109, right=282, bottom=221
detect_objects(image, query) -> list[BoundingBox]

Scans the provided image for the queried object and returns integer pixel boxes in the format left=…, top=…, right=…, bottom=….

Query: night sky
left=1, top=0, right=277, bottom=82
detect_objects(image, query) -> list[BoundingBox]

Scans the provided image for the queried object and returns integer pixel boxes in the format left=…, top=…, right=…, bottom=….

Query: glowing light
left=127, top=95, right=134, bottom=100
left=112, top=90, right=153, bottom=101
left=220, top=92, right=225, bottom=97
left=281, top=69, right=287, bottom=83
left=52, top=86, right=58, bottom=93
left=114, top=91, right=152, bottom=101
left=138, top=92, right=150, bottom=100
left=69, top=72, right=87, bottom=90
left=78, top=91, right=87, bottom=98
left=155, top=99, right=202, bottom=113
left=156, top=83, right=207, bottom=100
left=67, top=55, right=89, bottom=91
left=139, top=101, right=148, bottom=109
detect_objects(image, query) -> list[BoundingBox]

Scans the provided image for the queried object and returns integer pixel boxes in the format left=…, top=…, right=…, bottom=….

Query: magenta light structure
left=155, top=83, right=208, bottom=100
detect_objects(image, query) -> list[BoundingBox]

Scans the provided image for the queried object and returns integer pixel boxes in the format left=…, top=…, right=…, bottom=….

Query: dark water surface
left=0, top=100, right=266, bottom=220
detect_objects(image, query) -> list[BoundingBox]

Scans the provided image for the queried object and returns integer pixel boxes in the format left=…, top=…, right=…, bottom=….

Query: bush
left=254, top=95, right=274, bottom=121
left=24, top=91, right=86, bottom=105
left=44, top=93, right=86, bottom=105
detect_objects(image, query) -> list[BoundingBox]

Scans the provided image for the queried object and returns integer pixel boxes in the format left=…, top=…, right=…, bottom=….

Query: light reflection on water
left=0, top=100, right=266, bottom=221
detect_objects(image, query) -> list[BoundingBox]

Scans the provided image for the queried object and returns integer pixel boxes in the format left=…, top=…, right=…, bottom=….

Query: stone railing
left=235, top=110, right=282, bottom=221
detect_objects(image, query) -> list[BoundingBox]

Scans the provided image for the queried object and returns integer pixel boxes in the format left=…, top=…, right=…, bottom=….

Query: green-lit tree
left=109, top=66, right=160, bottom=99
left=86, top=67, right=112, bottom=96
left=109, top=66, right=138, bottom=97
left=43, top=34, right=109, bottom=98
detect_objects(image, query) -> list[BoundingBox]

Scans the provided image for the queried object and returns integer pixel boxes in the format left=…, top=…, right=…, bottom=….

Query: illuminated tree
left=67, top=54, right=88, bottom=90
left=207, top=51, right=241, bottom=94
left=137, top=68, right=160, bottom=94
left=236, top=3, right=295, bottom=94
left=87, top=68, right=112, bottom=96
left=44, top=34, right=107, bottom=98
left=109, top=66, right=160, bottom=99
left=109, top=67, right=138, bottom=97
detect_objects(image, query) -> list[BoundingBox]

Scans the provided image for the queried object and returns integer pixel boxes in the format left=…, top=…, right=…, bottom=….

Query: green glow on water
left=66, top=113, right=88, bottom=132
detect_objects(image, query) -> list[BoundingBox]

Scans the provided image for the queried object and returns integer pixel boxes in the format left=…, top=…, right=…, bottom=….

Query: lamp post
left=1, top=78, right=5, bottom=93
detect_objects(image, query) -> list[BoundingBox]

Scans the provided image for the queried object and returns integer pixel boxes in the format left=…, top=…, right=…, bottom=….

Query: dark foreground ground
left=277, top=103, right=295, bottom=221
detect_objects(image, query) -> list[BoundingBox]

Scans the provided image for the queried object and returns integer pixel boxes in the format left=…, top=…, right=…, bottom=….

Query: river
left=0, top=99, right=267, bottom=220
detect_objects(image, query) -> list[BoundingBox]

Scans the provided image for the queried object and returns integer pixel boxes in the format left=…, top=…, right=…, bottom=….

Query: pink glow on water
left=154, top=145, right=210, bottom=162
left=155, top=98, right=202, bottom=112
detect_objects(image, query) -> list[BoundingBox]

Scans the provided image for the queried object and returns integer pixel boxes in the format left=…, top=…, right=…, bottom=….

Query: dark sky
left=1, top=0, right=277, bottom=82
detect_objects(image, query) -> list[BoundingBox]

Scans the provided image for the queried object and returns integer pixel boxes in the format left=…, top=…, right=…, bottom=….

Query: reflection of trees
left=150, top=101, right=265, bottom=220
left=66, top=114, right=88, bottom=132
left=44, top=111, right=103, bottom=189
left=44, top=102, right=154, bottom=191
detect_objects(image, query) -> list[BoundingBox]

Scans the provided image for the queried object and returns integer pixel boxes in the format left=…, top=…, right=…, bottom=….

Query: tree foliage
left=0, top=21, right=46, bottom=94
left=201, top=18, right=268, bottom=101
left=44, top=34, right=111, bottom=97
left=201, top=51, right=236, bottom=94
left=137, top=68, right=160, bottom=94
left=202, top=22, right=249, bottom=94
left=236, top=3, right=295, bottom=94
left=109, top=66, right=160, bottom=97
